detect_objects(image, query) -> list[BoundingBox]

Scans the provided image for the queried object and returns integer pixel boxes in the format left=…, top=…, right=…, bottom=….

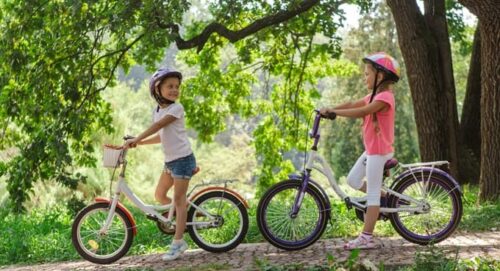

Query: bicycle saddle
left=384, top=158, right=398, bottom=170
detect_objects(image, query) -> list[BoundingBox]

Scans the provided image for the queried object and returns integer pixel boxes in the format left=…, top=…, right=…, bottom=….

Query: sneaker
left=344, top=235, right=378, bottom=250
left=162, top=240, right=188, bottom=261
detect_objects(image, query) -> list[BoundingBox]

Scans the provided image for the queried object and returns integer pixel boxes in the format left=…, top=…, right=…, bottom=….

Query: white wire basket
left=103, top=146, right=123, bottom=168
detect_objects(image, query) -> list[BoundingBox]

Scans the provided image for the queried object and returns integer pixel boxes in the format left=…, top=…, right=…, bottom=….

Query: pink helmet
left=362, top=52, right=400, bottom=82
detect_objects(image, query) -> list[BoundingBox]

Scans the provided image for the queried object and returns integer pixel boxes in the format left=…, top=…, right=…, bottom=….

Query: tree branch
left=77, top=33, right=145, bottom=111
left=159, top=0, right=320, bottom=52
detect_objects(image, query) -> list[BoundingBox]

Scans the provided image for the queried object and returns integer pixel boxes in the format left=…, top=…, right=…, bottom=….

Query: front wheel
left=187, top=191, right=249, bottom=252
left=257, top=180, right=329, bottom=250
left=388, top=174, right=462, bottom=245
left=71, top=202, right=134, bottom=264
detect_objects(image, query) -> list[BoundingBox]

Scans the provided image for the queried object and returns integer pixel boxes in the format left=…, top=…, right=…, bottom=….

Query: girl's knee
left=346, top=176, right=363, bottom=190
left=155, top=189, right=165, bottom=200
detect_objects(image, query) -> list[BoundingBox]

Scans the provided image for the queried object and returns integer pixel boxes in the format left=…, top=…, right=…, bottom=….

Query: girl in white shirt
left=123, top=68, right=195, bottom=261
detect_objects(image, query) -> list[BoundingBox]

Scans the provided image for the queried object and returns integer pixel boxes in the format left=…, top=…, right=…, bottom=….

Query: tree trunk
left=458, top=26, right=481, bottom=184
left=386, top=0, right=460, bottom=179
left=459, top=0, right=500, bottom=201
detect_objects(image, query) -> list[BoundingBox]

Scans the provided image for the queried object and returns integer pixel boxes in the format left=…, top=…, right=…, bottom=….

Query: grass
left=0, top=185, right=498, bottom=267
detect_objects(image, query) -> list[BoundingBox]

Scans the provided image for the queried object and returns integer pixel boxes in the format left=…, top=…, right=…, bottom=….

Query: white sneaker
left=162, top=240, right=188, bottom=261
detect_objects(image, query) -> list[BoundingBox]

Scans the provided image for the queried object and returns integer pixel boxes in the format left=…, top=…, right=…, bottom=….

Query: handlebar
left=316, top=109, right=337, bottom=120
left=309, top=110, right=336, bottom=147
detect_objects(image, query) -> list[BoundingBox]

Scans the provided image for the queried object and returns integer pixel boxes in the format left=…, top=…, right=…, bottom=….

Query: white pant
left=346, top=152, right=394, bottom=206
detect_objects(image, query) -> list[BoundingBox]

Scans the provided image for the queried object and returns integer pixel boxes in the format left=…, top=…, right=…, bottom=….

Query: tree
left=386, top=0, right=461, bottom=180
left=459, top=26, right=481, bottom=184
left=0, top=0, right=370, bottom=211
left=386, top=0, right=499, bottom=201
left=457, top=0, right=500, bottom=201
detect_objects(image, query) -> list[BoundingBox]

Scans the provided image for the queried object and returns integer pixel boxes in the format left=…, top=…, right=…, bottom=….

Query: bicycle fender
left=95, top=197, right=137, bottom=236
left=390, top=167, right=462, bottom=195
left=189, top=187, right=249, bottom=209
left=288, top=174, right=332, bottom=219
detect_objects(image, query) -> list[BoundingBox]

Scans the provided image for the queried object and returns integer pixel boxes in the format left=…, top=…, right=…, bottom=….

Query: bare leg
left=363, top=206, right=380, bottom=233
left=173, top=178, right=190, bottom=241
left=155, top=171, right=173, bottom=205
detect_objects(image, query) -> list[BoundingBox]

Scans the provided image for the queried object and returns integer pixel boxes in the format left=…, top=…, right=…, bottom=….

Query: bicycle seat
left=384, top=158, right=398, bottom=170
left=192, top=166, right=200, bottom=176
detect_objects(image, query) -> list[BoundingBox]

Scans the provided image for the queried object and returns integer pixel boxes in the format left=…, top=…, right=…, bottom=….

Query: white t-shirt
left=153, top=103, right=192, bottom=162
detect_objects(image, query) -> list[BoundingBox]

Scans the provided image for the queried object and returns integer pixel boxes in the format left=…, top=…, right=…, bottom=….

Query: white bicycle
left=257, top=110, right=463, bottom=250
left=71, top=136, right=249, bottom=264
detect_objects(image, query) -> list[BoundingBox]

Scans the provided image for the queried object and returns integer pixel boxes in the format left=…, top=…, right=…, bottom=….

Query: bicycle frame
left=291, top=110, right=434, bottom=217
left=99, top=148, right=234, bottom=234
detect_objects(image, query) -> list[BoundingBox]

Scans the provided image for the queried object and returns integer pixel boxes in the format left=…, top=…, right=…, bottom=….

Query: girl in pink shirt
left=320, top=52, right=400, bottom=250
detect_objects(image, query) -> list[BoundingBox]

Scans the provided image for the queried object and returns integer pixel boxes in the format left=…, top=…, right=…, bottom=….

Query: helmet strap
left=153, top=89, right=175, bottom=106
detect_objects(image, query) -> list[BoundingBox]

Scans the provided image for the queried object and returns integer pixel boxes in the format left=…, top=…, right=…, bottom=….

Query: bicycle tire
left=388, top=173, right=462, bottom=245
left=71, top=202, right=134, bottom=264
left=257, top=180, right=329, bottom=250
left=187, top=191, right=249, bottom=252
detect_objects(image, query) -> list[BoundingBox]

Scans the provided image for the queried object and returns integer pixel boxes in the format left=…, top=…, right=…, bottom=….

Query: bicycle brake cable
left=109, top=163, right=118, bottom=200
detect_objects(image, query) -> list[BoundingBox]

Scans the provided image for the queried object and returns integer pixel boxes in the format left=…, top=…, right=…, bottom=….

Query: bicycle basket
left=103, top=147, right=122, bottom=168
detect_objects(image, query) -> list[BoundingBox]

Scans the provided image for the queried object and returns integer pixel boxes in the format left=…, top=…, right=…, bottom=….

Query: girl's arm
left=319, top=97, right=366, bottom=116
left=330, top=101, right=388, bottom=118
left=137, top=134, right=161, bottom=146
left=124, top=115, right=177, bottom=148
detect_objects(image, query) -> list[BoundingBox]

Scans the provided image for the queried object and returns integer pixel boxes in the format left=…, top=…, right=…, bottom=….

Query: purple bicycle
left=256, top=110, right=463, bottom=250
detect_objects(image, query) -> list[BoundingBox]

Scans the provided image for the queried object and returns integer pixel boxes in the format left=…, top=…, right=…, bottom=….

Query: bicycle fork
left=99, top=194, right=120, bottom=234
left=290, top=170, right=311, bottom=218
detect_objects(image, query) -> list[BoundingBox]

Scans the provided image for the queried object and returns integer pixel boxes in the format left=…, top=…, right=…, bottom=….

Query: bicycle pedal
left=146, top=214, right=159, bottom=222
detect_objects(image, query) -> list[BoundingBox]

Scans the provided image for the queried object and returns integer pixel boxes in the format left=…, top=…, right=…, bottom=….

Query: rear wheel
left=388, top=174, right=462, bottom=245
left=257, top=180, right=329, bottom=250
left=71, top=202, right=134, bottom=264
left=187, top=191, right=248, bottom=252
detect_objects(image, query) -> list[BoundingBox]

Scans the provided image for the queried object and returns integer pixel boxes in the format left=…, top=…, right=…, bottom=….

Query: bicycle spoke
left=432, top=189, right=453, bottom=204
left=269, top=218, right=288, bottom=236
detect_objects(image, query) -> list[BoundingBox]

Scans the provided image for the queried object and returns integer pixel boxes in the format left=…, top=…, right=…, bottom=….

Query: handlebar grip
left=123, top=135, right=135, bottom=141
left=322, top=112, right=337, bottom=120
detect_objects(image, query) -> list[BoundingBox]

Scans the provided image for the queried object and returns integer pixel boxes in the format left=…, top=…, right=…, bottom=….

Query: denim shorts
left=164, top=153, right=196, bottom=180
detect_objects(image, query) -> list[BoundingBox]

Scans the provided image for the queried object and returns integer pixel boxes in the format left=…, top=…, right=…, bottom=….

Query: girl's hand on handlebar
left=319, top=108, right=330, bottom=116
left=123, top=138, right=139, bottom=149
left=319, top=108, right=337, bottom=120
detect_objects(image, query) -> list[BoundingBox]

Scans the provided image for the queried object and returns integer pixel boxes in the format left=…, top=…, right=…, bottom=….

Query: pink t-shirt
left=362, top=91, right=395, bottom=155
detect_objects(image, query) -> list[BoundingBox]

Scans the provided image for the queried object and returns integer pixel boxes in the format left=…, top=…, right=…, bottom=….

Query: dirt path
left=3, top=231, right=499, bottom=271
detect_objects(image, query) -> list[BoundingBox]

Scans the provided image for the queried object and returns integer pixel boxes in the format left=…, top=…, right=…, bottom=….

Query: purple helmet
left=149, top=68, right=182, bottom=105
